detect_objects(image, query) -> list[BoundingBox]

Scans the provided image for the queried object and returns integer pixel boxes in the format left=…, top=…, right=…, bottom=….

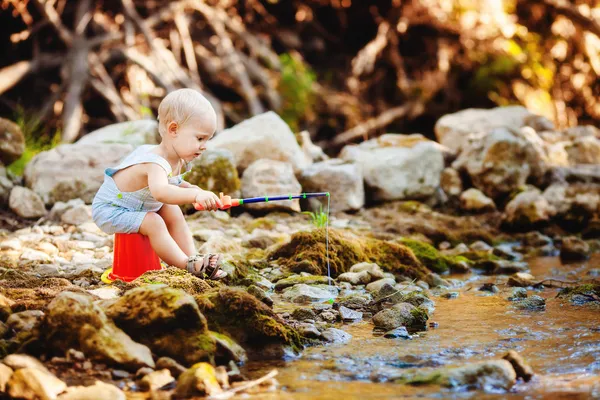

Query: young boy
left=92, top=88, right=226, bottom=279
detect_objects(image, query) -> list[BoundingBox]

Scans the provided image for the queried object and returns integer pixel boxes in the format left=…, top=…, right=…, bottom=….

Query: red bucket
left=109, top=233, right=161, bottom=282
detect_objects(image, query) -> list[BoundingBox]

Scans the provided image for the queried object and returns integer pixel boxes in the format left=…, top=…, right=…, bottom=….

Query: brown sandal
left=186, top=253, right=227, bottom=280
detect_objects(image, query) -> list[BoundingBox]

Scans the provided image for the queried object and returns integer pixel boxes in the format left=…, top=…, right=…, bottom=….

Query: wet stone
left=514, top=295, right=546, bottom=311
left=297, top=322, right=322, bottom=339
left=441, top=292, right=459, bottom=299
left=503, top=350, right=534, bottom=382
left=339, top=306, right=362, bottom=322
left=112, top=370, right=130, bottom=380
left=291, top=308, right=316, bottom=321
left=383, top=327, right=411, bottom=339
left=508, top=288, right=528, bottom=301
left=322, top=328, right=352, bottom=344
left=318, top=310, right=339, bottom=323
left=479, top=283, right=499, bottom=293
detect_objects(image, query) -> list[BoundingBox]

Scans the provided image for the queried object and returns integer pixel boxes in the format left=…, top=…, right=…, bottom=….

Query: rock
left=104, top=285, right=219, bottom=366
left=507, top=273, right=536, bottom=287
left=241, top=159, right=301, bottom=212
left=453, top=127, right=549, bottom=198
left=175, top=362, right=223, bottom=397
left=58, top=380, right=126, bottom=400
left=48, top=198, right=85, bottom=221
left=372, top=303, right=427, bottom=331
left=514, top=295, right=546, bottom=311
left=503, top=350, right=534, bottom=382
left=155, top=357, right=187, bottom=379
left=0, top=175, right=14, bottom=207
left=247, top=285, right=273, bottom=307
left=508, top=288, right=528, bottom=301
left=77, top=120, right=159, bottom=147
left=184, top=148, right=241, bottom=198
left=38, top=242, right=59, bottom=256
left=111, top=370, right=130, bottom=380
left=138, top=369, right=174, bottom=391
left=560, top=236, right=591, bottom=263
left=299, top=159, right=364, bottom=212
left=383, top=327, right=411, bottom=339
left=434, top=106, right=538, bottom=153
left=210, top=331, right=248, bottom=364
left=274, top=275, right=333, bottom=291
left=61, top=205, right=92, bottom=225
left=0, top=118, right=25, bottom=165
left=337, top=270, right=372, bottom=285
left=45, top=291, right=155, bottom=370
left=296, top=323, right=322, bottom=339
left=282, top=284, right=338, bottom=303
left=20, top=248, right=51, bottom=262
left=338, top=306, right=362, bottom=322
left=404, top=360, right=516, bottom=390
left=6, top=310, right=44, bottom=333
left=2, top=354, right=50, bottom=374
left=504, top=189, right=554, bottom=229
left=7, top=367, right=67, bottom=400
left=318, top=310, right=338, bottom=323
left=460, top=188, right=496, bottom=212
left=207, top=111, right=311, bottom=173
left=24, top=143, right=132, bottom=205
left=565, top=136, right=600, bottom=164
left=291, top=308, right=317, bottom=321
left=321, top=328, right=352, bottom=344
left=341, top=134, right=444, bottom=201
left=479, top=283, right=499, bottom=293
left=348, top=262, right=385, bottom=280
left=9, top=186, right=47, bottom=219
left=522, top=231, right=552, bottom=247
left=0, top=363, right=12, bottom=392
left=440, top=168, right=463, bottom=197
left=442, top=292, right=459, bottom=299
left=0, top=293, right=14, bottom=321
left=366, top=278, right=397, bottom=294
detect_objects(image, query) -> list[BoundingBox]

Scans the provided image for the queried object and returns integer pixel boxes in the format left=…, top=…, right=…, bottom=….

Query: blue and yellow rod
left=194, top=192, right=330, bottom=210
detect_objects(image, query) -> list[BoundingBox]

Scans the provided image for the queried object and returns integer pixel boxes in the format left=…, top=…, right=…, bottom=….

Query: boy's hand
left=195, top=190, right=223, bottom=211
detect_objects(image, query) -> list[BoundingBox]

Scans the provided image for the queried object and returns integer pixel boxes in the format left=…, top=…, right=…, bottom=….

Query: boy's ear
left=167, top=121, right=178, bottom=136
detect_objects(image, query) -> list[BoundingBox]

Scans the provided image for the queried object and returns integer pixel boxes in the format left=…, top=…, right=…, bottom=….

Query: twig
left=174, top=11, right=201, bottom=86
left=534, top=0, right=600, bottom=38
left=208, top=369, right=278, bottom=400
left=0, top=55, right=62, bottom=95
left=33, top=0, right=73, bottom=45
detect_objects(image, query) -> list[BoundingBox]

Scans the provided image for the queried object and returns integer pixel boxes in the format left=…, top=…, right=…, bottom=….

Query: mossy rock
left=185, top=148, right=240, bottom=197
left=114, top=267, right=220, bottom=296
left=557, top=284, right=600, bottom=301
left=194, top=287, right=302, bottom=353
left=398, top=239, right=451, bottom=273
left=268, top=228, right=429, bottom=280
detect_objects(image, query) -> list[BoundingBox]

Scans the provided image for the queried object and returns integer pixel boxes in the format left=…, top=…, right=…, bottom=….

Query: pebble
left=339, top=306, right=363, bottom=322
left=383, top=327, right=411, bottom=339
left=442, top=292, right=459, bottom=299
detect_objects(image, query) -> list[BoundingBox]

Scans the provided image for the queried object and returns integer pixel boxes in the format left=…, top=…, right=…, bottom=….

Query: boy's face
left=169, top=114, right=215, bottom=162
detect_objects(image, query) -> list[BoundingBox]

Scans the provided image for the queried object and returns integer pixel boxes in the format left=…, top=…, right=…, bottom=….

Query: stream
left=242, top=255, right=600, bottom=399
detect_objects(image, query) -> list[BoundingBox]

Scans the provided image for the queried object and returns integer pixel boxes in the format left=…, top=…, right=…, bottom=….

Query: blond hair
left=157, top=88, right=216, bottom=137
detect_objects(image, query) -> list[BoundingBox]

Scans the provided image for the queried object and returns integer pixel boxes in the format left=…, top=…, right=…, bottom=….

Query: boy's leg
left=158, top=204, right=195, bottom=256
left=139, top=212, right=188, bottom=268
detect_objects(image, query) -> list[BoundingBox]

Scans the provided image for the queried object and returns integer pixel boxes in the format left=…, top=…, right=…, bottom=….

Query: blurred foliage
left=7, top=106, right=61, bottom=176
left=277, top=53, right=316, bottom=132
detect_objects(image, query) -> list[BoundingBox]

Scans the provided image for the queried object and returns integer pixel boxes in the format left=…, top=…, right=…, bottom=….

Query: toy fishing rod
left=194, top=192, right=330, bottom=211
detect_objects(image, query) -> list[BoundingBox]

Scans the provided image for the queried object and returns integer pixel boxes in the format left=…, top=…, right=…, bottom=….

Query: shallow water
left=242, top=255, right=600, bottom=399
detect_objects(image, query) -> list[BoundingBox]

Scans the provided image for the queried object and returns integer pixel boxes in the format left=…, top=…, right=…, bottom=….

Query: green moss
left=397, top=201, right=429, bottom=214
left=146, top=330, right=216, bottom=366
left=459, top=251, right=502, bottom=262
left=269, top=228, right=429, bottom=280
left=185, top=154, right=240, bottom=196
left=398, top=239, right=449, bottom=273
left=410, top=307, right=429, bottom=328
left=114, top=267, right=219, bottom=295
left=194, top=287, right=302, bottom=351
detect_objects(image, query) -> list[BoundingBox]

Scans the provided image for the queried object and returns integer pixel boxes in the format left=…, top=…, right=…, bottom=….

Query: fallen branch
left=0, top=56, right=62, bottom=95
left=330, top=102, right=424, bottom=147
left=535, top=0, right=600, bottom=38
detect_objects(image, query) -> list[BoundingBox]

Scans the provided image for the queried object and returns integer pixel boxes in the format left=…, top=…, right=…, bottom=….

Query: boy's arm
left=147, top=164, right=199, bottom=205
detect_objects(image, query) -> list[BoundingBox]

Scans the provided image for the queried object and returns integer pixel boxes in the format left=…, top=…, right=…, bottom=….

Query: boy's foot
left=186, top=253, right=227, bottom=280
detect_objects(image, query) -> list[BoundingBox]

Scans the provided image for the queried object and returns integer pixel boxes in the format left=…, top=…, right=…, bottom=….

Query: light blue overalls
left=92, top=145, right=190, bottom=235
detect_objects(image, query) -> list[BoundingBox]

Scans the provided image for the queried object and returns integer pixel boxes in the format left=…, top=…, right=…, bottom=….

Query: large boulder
left=44, top=291, right=155, bottom=370
left=185, top=148, right=240, bottom=197
left=104, top=285, right=230, bottom=366
left=241, top=159, right=301, bottom=212
left=299, top=159, right=364, bottom=212
left=76, top=120, right=159, bottom=147
left=207, top=111, right=311, bottom=173
left=453, top=127, right=549, bottom=198
left=543, top=183, right=600, bottom=230
left=0, top=118, right=25, bottom=165
left=0, top=173, right=13, bottom=208
left=340, top=134, right=444, bottom=202
left=24, top=143, right=132, bottom=205
left=434, top=106, right=541, bottom=153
